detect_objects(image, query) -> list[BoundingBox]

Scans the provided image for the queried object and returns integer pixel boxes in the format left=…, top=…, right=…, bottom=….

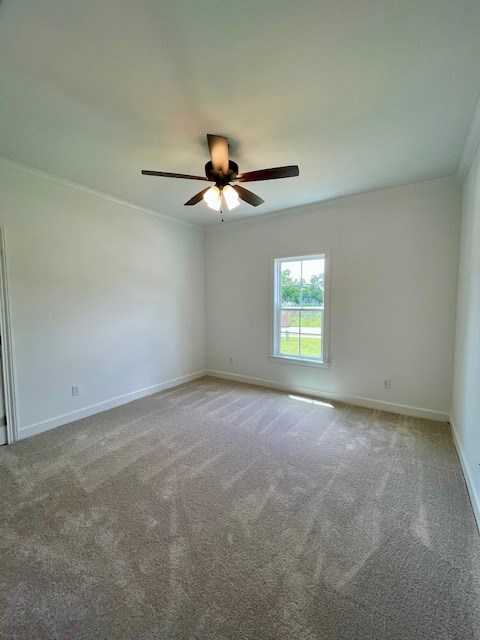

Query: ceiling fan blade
left=235, top=165, right=299, bottom=182
left=232, top=185, right=265, bottom=207
left=184, top=188, right=210, bottom=206
left=207, top=134, right=229, bottom=175
left=142, top=170, right=209, bottom=181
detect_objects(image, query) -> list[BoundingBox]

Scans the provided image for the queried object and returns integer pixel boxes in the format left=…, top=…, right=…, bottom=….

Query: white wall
left=452, top=144, right=480, bottom=525
left=206, top=176, right=461, bottom=419
left=0, top=159, right=206, bottom=439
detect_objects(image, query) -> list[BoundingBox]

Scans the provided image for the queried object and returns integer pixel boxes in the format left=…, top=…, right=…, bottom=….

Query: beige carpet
left=0, top=377, right=479, bottom=639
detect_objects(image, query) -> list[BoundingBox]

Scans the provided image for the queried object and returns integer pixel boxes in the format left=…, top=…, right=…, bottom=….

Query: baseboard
left=449, top=414, right=480, bottom=533
left=205, top=369, right=450, bottom=422
left=17, top=370, right=207, bottom=440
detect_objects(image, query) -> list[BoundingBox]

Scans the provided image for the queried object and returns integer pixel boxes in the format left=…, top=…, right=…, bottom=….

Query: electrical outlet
left=229, top=356, right=233, bottom=364
left=383, top=378, right=391, bottom=390
left=72, top=385, right=80, bottom=396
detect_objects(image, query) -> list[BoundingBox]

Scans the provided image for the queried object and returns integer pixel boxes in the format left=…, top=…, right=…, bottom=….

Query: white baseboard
left=17, top=370, right=207, bottom=441
left=205, top=369, right=450, bottom=422
left=449, top=414, right=480, bottom=533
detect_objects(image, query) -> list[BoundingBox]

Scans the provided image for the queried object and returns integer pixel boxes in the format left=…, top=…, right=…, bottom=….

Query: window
left=272, top=252, right=330, bottom=366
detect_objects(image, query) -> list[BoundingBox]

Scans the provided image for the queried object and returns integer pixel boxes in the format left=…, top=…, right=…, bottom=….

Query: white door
left=0, top=336, right=6, bottom=445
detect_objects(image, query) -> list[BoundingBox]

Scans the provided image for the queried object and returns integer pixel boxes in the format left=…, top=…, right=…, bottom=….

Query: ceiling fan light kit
left=141, top=134, right=300, bottom=217
left=202, top=184, right=240, bottom=212
left=204, top=185, right=221, bottom=210
left=222, top=185, right=240, bottom=210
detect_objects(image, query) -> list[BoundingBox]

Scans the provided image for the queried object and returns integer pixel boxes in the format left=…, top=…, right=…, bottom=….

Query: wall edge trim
left=17, top=370, right=207, bottom=440
left=206, top=174, right=459, bottom=229
left=0, top=155, right=201, bottom=230
left=449, top=413, right=480, bottom=533
left=205, top=369, right=450, bottom=421
left=458, top=92, right=480, bottom=180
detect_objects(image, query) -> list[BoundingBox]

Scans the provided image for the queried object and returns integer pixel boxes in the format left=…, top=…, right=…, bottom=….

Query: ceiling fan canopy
left=142, top=134, right=300, bottom=214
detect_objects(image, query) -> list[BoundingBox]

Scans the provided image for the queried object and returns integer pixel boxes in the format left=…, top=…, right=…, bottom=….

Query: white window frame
left=270, top=250, right=331, bottom=368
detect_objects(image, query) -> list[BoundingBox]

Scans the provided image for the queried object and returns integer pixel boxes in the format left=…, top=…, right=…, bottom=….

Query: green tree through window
left=281, top=270, right=324, bottom=305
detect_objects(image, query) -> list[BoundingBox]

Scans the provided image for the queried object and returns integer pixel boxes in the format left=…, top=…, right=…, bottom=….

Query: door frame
left=0, top=227, right=18, bottom=443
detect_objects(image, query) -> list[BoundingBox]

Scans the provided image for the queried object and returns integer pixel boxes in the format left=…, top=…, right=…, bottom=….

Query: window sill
left=268, top=355, right=330, bottom=369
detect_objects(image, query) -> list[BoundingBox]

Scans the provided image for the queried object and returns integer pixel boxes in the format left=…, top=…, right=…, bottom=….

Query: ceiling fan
left=141, top=134, right=299, bottom=213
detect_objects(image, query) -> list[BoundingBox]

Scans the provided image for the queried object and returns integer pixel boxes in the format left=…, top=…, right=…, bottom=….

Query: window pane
left=281, top=261, right=302, bottom=306
left=301, top=258, right=324, bottom=307
left=281, top=309, right=299, bottom=330
left=300, top=310, right=322, bottom=331
left=280, top=309, right=299, bottom=355
left=302, top=258, right=324, bottom=281
left=281, top=261, right=301, bottom=280
left=281, top=332, right=300, bottom=356
left=281, top=285, right=301, bottom=306
left=300, top=334, right=322, bottom=358
left=299, top=310, right=322, bottom=359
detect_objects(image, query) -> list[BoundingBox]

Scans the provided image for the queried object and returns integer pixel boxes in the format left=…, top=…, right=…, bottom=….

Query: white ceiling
left=1, top=0, right=480, bottom=226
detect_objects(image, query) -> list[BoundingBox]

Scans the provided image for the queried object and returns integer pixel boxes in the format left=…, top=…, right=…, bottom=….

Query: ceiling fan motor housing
left=205, top=160, right=238, bottom=186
